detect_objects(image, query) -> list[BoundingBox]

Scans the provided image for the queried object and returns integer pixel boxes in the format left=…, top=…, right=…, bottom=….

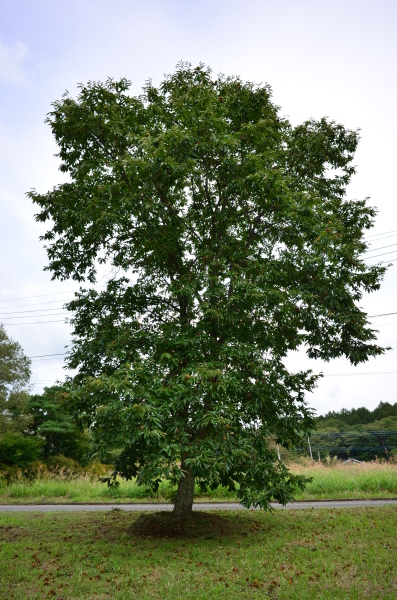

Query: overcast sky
left=1, top=0, right=397, bottom=414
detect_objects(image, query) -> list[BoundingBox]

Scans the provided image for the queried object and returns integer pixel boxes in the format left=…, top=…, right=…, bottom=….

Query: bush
left=0, top=461, right=49, bottom=486
left=45, top=455, right=83, bottom=473
left=0, top=433, right=43, bottom=467
left=85, top=460, right=111, bottom=478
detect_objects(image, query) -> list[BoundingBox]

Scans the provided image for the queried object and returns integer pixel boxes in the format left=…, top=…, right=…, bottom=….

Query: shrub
left=45, top=454, right=83, bottom=473
left=0, top=433, right=43, bottom=467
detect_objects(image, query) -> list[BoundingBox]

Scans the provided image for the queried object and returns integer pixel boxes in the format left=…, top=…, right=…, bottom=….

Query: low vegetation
left=1, top=507, right=397, bottom=599
left=1, top=460, right=396, bottom=504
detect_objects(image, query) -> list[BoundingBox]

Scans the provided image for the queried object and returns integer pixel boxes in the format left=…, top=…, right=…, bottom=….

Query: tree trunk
left=173, top=462, right=195, bottom=517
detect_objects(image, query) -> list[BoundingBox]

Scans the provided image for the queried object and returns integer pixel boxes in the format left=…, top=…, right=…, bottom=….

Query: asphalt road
left=1, top=499, right=397, bottom=512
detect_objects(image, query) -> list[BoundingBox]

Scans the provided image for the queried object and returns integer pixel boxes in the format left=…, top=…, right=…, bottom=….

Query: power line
left=373, top=258, right=397, bottom=264
left=368, top=311, right=397, bottom=318
left=32, top=368, right=73, bottom=373
left=0, top=284, right=106, bottom=305
left=367, top=233, right=397, bottom=244
left=31, top=380, right=63, bottom=383
left=310, top=433, right=397, bottom=437
left=0, top=289, right=82, bottom=304
left=0, top=307, right=70, bottom=316
left=0, top=298, right=75, bottom=310
left=4, top=319, right=68, bottom=326
left=363, top=258, right=397, bottom=265
left=365, top=228, right=397, bottom=239
left=364, top=242, right=397, bottom=254
left=364, top=250, right=397, bottom=260
left=30, top=356, right=69, bottom=361
left=323, top=371, right=397, bottom=376
left=0, top=312, right=67, bottom=321
left=27, top=352, right=67, bottom=358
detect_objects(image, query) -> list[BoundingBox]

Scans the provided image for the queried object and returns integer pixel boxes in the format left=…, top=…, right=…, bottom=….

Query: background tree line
left=307, top=402, right=397, bottom=461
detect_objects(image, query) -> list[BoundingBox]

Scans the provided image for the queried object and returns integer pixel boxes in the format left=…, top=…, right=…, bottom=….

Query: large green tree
left=30, top=64, right=386, bottom=516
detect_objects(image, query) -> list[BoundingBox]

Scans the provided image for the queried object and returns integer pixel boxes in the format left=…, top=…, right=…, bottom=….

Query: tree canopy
left=29, top=63, right=386, bottom=515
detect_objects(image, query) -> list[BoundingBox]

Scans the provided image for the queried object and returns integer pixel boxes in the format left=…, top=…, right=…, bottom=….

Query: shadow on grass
left=128, top=510, right=255, bottom=539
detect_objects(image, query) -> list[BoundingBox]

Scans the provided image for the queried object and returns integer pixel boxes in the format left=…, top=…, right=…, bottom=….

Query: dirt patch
left=0, top=525, right=27, bottom=541
left=129, top=511, right=240, bottom=539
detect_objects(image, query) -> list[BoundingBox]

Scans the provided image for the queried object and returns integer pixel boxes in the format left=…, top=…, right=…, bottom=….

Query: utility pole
left=308, top=435, right=313, bottom=460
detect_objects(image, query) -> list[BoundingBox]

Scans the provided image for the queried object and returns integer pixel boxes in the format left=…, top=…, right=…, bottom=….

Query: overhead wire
left=368, top=311, right=397, bottom=318
left=0, top=298, right=75, bottom=310
left=0, top=306, right=71, bottom=316
left=0, top=312, right=67, bottom=321
left=364, top=228, right=397, bottom=239
left=5, top=319, right=67, bottom=326
left=368, top=258, right=397, bottom=264
left=0, top=289, right=81, bottom=304
left=364, top=243, right=397, bottom=254
left=32, top=366, right=70, bottom=371
left=323, top=371, right=397, bottom=376
left=31, top=380, right=63, bottom=383
left=30, top=356, right=69, bottom=361
left=28, top=353, right=67, bottom=358
left=366, top=233, right=397, bottom=244
left=0, top=283, right=107, bottom=306
left=0, top=285, right=105, bottom=304
left=362, top=250, right=397, bottom=260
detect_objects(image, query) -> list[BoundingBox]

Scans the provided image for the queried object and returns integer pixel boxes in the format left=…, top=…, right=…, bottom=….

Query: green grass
left=1, top=507, right=397, bottom=598
left=292, top=461, right=397, bottom=500
left=0, top=476, right=236, bottom=504
left=1, top=461, right=396, bottom=504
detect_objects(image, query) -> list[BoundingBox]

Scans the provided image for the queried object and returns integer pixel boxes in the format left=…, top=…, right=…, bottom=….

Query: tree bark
left=173, top=462, right=195, bottom=517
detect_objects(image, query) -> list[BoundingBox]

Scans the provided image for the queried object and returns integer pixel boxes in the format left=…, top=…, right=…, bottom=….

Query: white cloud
left=0, top=39, right=29, bottom=83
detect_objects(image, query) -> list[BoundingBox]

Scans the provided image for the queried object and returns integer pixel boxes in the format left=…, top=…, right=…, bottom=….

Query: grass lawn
left=1, top=507, right=396, bottom=599
left=1, top=461, right=396, bottom=504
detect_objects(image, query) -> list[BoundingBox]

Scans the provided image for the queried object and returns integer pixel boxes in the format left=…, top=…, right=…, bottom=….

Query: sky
left=1, top=0, right=397, bottom=415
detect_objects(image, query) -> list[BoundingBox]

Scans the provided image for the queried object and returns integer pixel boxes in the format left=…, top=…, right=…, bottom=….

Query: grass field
left=1, top=507, right=396, bottom=599
left=0, top=461, right=396, bottom=504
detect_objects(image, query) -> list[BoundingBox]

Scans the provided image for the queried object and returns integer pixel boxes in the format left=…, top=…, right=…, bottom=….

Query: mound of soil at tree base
left=129, top=511, right=239, bottom=539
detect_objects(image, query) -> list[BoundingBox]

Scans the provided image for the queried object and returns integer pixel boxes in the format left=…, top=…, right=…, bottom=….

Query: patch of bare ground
left=0, top=524, right=27, bottom=541
left=129, top=510, right=240, bottom=539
